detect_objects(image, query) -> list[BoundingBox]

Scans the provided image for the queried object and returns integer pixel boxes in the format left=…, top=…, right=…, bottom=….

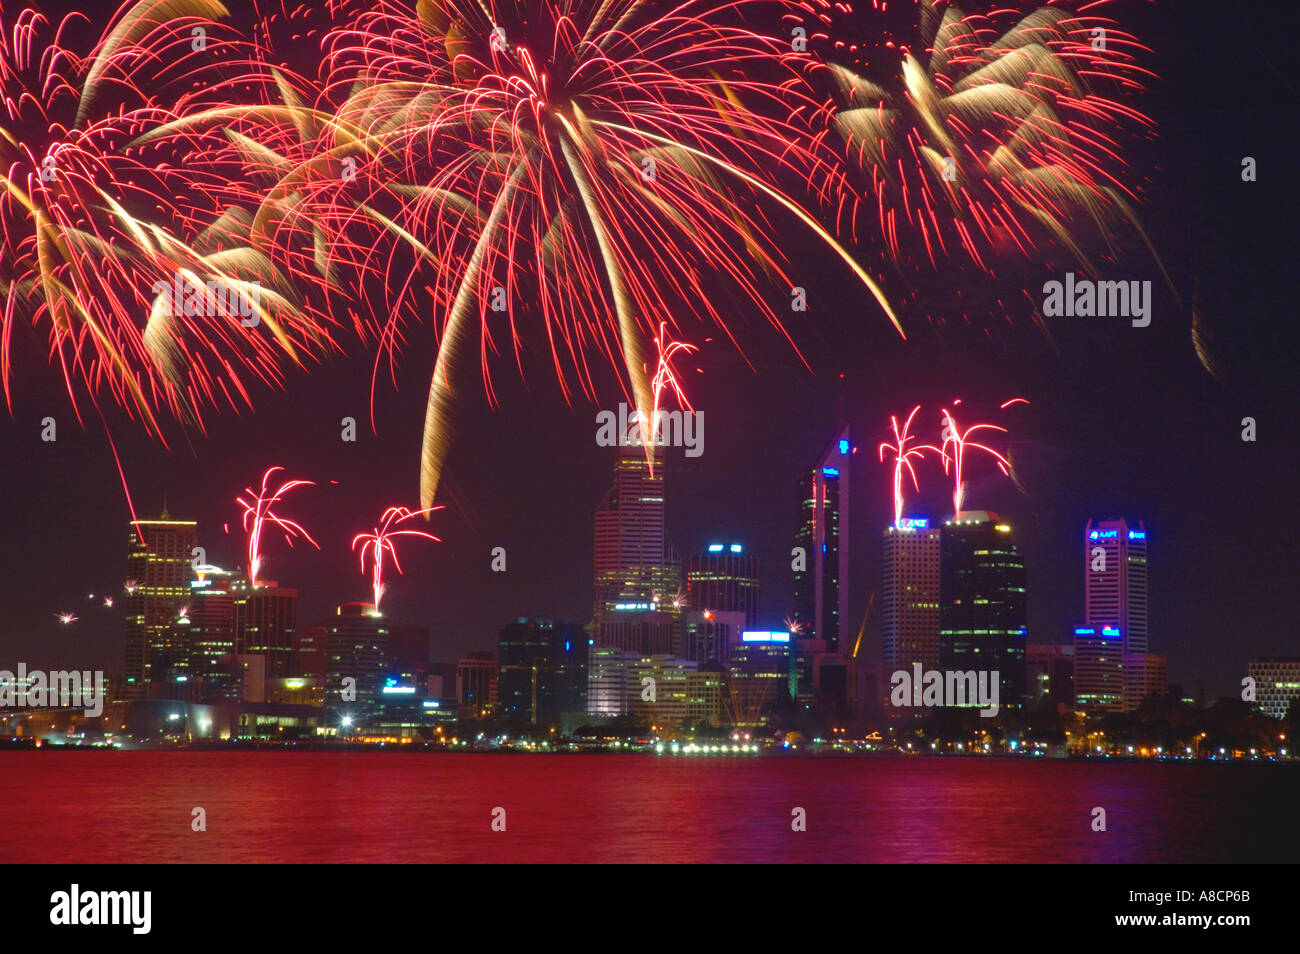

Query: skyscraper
left=457, top=652, right=499, bottom=720
left=123, top=514, right=198, bottom=698
left=593, top=443, right=681, bottom=652
left=184, top=565, right=236, bottom=694
left=939, top=512, right=1027, bottom=710
left=1072, top=625, right=1124, bottom=713
left=498, top=617, right=588, bottom=724
left=1084, top=518, right=1149, bottom=711
left=233, top=580, right=299, bottom=680
left=881, top=518, right=941, bottom=680
left=687, top=544, right=759, bottom=628
left=793, top=427, right=850, bottom=654
left=320, top=602, right=389, bottom=723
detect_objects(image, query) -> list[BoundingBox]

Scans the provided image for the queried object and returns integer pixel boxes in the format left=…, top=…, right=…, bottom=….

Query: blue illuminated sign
left=898, top=518, right=930, bottom=530
left=822, top=467, right=839, bottom=477
left=1074, top=627, right=1096, bottom=635
left=1128, top=530, right=1146, bottom=540
left=1089, top=529, right=1118, bottom=540
left=730, top=544, right=742, bottom=553
left=742, top=631, right=790, bottom=643
left=708, top=543, right=723, bottom=552
left=1101, top=626, right=1120, bottom=637
left=838, top=439, right=849, bottom=454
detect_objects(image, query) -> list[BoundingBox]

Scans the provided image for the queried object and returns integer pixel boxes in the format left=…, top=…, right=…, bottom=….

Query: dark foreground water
left=1, top=752, right=1294, bottom=863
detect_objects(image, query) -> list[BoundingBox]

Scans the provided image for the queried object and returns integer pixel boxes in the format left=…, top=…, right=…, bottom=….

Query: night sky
left=0, top=0, right=1294, bottom=701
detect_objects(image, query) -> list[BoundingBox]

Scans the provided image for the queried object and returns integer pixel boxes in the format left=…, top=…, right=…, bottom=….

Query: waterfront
left=1, top=752, right=1294, bottom=863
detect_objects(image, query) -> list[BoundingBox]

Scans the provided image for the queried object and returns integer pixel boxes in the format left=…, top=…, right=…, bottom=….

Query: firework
left=308, top=0, right=900, bottom=507
left=878, top=405, right=940, bottom=528
left=821, top=2, right=1171, bottom=288
left=938, top=399, right=1026, bottom=516
left=56, top=612, right=76, bottom=624
left=0, top=1, right=338, bottom=442
left=123, top=580, right=139, bottom=596
left=103, top=597, right=114, bottom=608
left=237, top=466, right=319, bottom=586
left=351, top=505, right=443, bottom=610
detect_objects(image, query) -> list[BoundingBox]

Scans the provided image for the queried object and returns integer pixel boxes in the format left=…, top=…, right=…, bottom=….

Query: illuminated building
left=497, top=618, right=588, bottom=724
left=681, top=609, right=745, bottom=666
left=939, top=513, right=1027, bottom=710
left=233, top=580, right=299, bottom=680
left=1026, top=643, right=1074, bottom=710
left=725, top=631, right=792, bottom=727
left=1247, top=658, right=1300, bottom=719
left=185, top=566, right=235, bottom=692
left=881, top=518, right=941, bottom=685
left=123, top=512, right=197, bottom=698
left=587, top=646, right=638, bottom=717
left=457, top=652, right=499, bottom=720
left=793, top=427, right=850, bottom=654
left=1073, top=625, right=1124, bottom=713
left=1084, top=518, right=1149, bottom=711
left=593, top=443, right=682, bottom=652
left=318, top=602, right=389, bottom=722
left=626, top=654, right=699, bottom=731
left=687, top=545, right=759, bottom=629
left=685, top=667, right=725, bottom=729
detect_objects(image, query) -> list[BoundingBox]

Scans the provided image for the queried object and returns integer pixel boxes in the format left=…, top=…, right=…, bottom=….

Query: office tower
left=123, top=513, right=198, bottom=698
left=593, top=443, right=680, bottom=616
left=497, top=618, right=588, bottom=724
left=793, top=427, right=850, bottom=654
left=1073, top=625, right=1124, bottom=713
left=1026, top=643, right=1074, bottom=709
left=587, top=646, right=638, bottom=717
left=457, top=652, right=499, bottom=720
left=725, top=631, right=793, bottom=727
left=939, top=512, right=1028, bottom=710
left=593, top=443, right=682, bottom=652
left=1084, top=518, right=1149, bottom=711
left=687, top=545, right=759, bottom=628
left=681, top=609, right=745, bottom=666
left=881, top=518, right=941, bottom=679
left=233, top=580, right=299, bottom=679
left=626, top=654, right=700, bottom=732
left=185, top=565, right=236, bottom=695
left=1247, top=658, right=1300, bottom=719
left=319, top=602, right=390, bottom=721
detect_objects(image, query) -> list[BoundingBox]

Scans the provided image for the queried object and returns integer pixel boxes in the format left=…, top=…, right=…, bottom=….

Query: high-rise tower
left=1083, top=518, right=1149, bottom=711
left=123, top=514, right=198, bottom=698
left=792, top=427, right=850, bottom=654
left=593, top=443, right=681, bottom=652
left=881, top=518, right=941, bottom=678
left=939, top=512, right=1027, bottom=709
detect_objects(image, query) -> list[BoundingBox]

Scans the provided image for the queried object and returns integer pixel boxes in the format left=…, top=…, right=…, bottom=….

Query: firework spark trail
left=351, top=505, right=442, bottom=610
left=306, top=0, right=901, bottom=508
left=1, top=0, right=340, bottom=445
left=878, top=404, right=940, bottom=528
left=818, top=1, right=1175, bottom=299
left=237, top=466, right=319, bottom=586
left=633, top=321, right=699, bottom=475
left=938, top=398, right=1027, bottom=516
